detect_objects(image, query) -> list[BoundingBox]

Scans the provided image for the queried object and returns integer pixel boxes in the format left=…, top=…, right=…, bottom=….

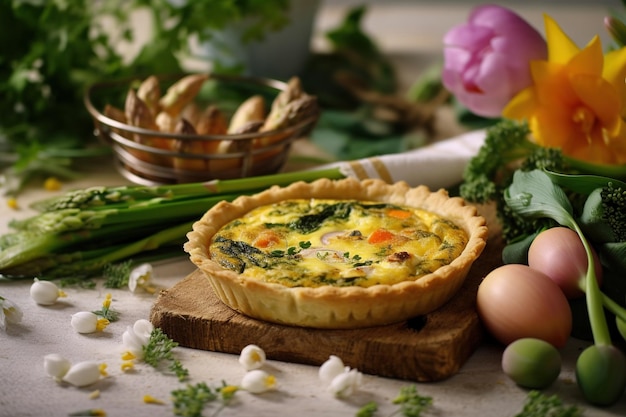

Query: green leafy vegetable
left=505, top=170, right=626, bottom=406
left=289, top=202, right=353, bottom=234
left=460, top=119, right=626, bottom=243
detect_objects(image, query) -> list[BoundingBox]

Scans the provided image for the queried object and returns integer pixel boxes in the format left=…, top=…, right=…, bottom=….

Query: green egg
left=502, top=338, right=562, bottom=389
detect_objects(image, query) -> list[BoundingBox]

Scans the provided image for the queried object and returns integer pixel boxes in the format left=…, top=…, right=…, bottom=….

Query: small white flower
left=129, top=263, right=158, bottom=294
left=328, top=368, right=363, bottom=398
left=319, top=355, right=347, bottom=384
left=0, top=295, right=23, bottom=332
left=43, top=353, right=71, bottom=381
left=62, top=361, right=106, bottom=387
left=241, top=369, right=277, bottom=394
left=239, top=344, right=266, bottom=371
left=122, top=319, right=154, bottom=359
left=71, top=311, right=109, bottom=334
left=132, top=319, right=154, bottom=342
left=30, top=278, right=66, bottom=305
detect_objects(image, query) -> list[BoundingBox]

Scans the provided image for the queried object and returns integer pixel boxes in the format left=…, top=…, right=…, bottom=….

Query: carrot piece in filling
left=254, top=230, right=282, bottom=248
left=367, top=228, right=395, bottom=244
left=387, top=208, right=411, bottom=219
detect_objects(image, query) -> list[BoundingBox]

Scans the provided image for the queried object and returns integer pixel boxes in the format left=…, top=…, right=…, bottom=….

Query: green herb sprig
left=513, top=391, right=583, bottom=417
left=92, top=293, right=120, bottom=322
left=144, top=328, right=189, bottom=382
left=171, top=381, right=238, bottom=417
left=355, top=385, right=433, bottom=417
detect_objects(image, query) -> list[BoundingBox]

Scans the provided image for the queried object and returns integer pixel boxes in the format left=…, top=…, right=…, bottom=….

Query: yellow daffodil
left=503, top=14, right=626, bottom=164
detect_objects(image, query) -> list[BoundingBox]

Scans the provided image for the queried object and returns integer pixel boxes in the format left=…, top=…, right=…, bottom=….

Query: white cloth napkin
left=314, top=129, right=486, bottom=190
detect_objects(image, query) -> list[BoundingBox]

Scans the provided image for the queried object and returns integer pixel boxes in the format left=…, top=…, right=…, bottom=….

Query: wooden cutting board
left=150, top=208, right=504, bottom=382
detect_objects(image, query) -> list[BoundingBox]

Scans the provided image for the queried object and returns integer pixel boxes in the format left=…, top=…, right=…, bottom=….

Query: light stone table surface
left=1, top=2, right=625, bottom=416
left=1, top=169, right=624, bottom=417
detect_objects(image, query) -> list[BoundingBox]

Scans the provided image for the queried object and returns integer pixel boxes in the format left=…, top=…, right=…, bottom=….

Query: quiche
left=185, top=178, right=488, bottom=329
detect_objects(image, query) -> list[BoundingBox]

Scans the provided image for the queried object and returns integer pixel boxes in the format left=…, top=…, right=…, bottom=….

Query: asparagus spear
left=30, top=167, right=345, bottom=212
left=0, top=168, right=347, bottom=280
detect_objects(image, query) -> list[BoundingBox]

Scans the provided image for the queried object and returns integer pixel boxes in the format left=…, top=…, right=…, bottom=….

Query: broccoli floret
left=458, top=119, right=626, bottom=244
left=601, top=182, right=626, bottom=242
left=460, top=120, right=534, bottom=203
left=460, top=120, right=568, bottom=242
left=460, top=120, right=571, bottom=203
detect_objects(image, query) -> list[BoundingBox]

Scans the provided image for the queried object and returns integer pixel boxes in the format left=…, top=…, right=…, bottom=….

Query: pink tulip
left=442, top=4, right=547, bottom=118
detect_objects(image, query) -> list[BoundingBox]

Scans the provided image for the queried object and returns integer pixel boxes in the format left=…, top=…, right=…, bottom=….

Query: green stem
left=574, top=222, right=612, bottom=346
left=31, top=167, right=345, bottom=211
left=601, top=293, right=626, bottom=323
left=44, top=221, right=194, bottom=278
left=99, top=193, right=241, bottom=226
left=0, top=221, right=168, bottom=270
left=566, top=156, right=626, bottom=181
left=196, top=167, right=345, bottom=195
left=577, top=282, right=626, bottom=324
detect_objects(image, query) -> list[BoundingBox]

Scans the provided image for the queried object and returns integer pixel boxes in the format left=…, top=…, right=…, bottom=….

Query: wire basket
left=84, top=74, right=319, bottom=185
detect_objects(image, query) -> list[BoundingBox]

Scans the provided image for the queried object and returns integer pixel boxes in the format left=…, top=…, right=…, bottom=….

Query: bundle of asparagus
left=0, top=168, right=344, bottom=280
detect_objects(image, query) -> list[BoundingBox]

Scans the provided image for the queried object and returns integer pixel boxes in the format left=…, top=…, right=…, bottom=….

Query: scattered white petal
left=122, top=326, right=145, bottom=358
left=319, top=355, right=346, bottom=384
left=30, top=278, right=65, bottom=305
left=239, top=344, right=266, bottom=370
left=0, top=295, right=23, bottom=332
left=328, top=368, right=363, bottom=398
left=71, top=312, right=99, bottom=333
left=241, top=369, right=277, bottom=394
left=122, top=319, right=153, bottom=359
left=133, top=319, right=154, bottom=344
left=129, top=263, right=157, bottom=293
left=44, top=353, right=71, bottom=380
left=62, top=361, right=103, bottom=387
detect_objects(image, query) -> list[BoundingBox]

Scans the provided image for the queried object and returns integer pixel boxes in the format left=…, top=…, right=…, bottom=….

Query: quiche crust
left=184, top=178, right=488, bottom=329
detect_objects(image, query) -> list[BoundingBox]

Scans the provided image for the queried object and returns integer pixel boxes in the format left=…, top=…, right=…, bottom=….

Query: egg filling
left=209, top=199, right=468, bottom=288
